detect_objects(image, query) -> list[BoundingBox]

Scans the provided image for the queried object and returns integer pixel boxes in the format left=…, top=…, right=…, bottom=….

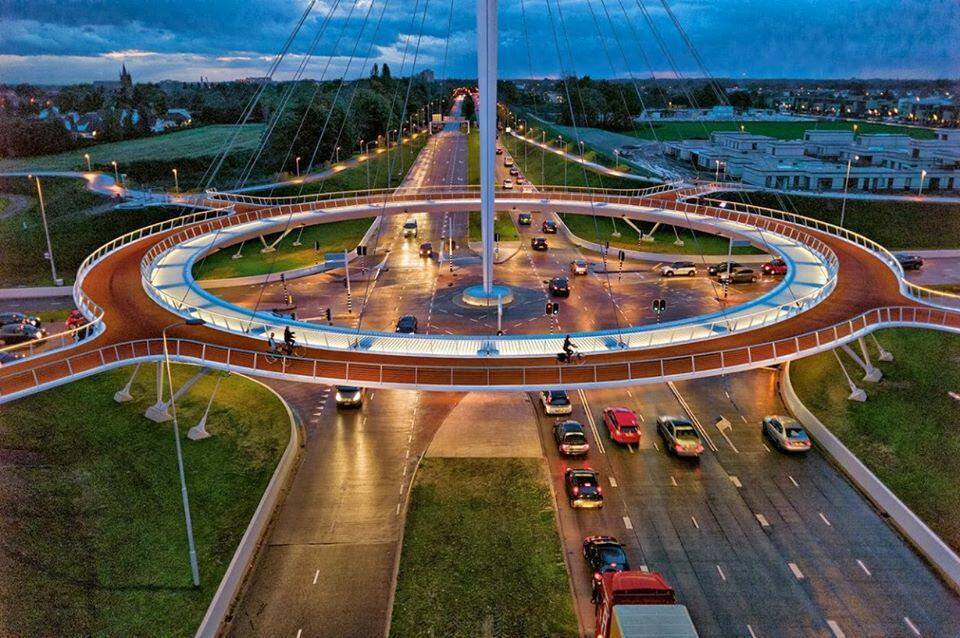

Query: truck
left=593, top=571, right=699, bottom=638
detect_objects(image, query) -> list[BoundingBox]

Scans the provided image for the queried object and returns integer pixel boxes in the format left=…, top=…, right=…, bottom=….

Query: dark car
left=509, top=166, right=520, bottom=176
left=895, top=253, right=924, bottom=271
left=496, top=147, right=504, bottom=155
left=708, top=261, right=743, bottom=277
left=531, top=237, right=548, bottom=251
left=0, top=312, right=42, bottom=329
left=0, top=323, right=46, bottom=346
left=717, top=267, right=758, bottom=284
left=564, top=468, right=604, bottom=508
left=0, top=351, right=25, bottom=367
left=583, top=535, right=630, bottom=581
left=335, top=386, right=364, bottom=408
left=553, top=420, right=590, bottom=456
left=542, top=220, right=558, bottom=234
left=761, top=258, right=788, bottom=276
left=419, top=242, right=433, bottom=258
left=549, top=276, right=570, bottom=297
left=395, top=315, right=418, bottom=334
left=656, top=415, right=704, bottom=458
left=518, top=212, right=532, bottom=225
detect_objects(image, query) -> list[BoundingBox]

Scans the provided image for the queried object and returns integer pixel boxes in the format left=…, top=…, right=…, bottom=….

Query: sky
left=0, top=0, right=957, bottom=85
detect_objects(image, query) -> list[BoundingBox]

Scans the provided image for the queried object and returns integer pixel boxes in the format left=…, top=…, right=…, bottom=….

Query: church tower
left=119, top=64, right=133, bottom=100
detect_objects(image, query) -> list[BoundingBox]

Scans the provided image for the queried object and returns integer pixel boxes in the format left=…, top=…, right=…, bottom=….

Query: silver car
left=335, top=385, right=364, bottom=408
left=762, top=415, right=811, bottom=453
left=656, top=416, right=704, bottom=458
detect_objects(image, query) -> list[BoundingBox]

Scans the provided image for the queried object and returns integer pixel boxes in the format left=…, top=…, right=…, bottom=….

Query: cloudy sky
left=0, top=0, right=957, bottom=85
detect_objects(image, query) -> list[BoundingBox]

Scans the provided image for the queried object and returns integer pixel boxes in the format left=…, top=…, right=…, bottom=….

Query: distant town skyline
left=1, top=0, right=958, bottom=85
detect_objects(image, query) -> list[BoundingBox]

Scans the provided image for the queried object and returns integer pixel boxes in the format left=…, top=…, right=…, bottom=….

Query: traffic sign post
left=618, top=249, right=625, bottom=281
left=653, top=298, right=666, bottom=323
left=344, top=249, right=352, bottom=314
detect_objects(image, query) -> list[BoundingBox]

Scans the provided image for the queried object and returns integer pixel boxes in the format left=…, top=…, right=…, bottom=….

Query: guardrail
left=138, top=192, right=839, bottom=357
left=697, top=196, right=960, bottom=311
left=3, top=306, right=957, bottom=402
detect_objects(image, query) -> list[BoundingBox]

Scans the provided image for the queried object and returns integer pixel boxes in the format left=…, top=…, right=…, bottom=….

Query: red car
left=602, top=407, right=641, bottom=444
left=761, top=258, right=788, bottom=276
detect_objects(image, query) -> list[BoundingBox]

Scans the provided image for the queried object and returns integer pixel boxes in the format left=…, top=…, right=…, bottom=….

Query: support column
left=840, top=340, right=882, bottom=382
left=478, top=0, right=497, bottom=294
left=114, top=362, right=142, bottom=403
left=188, top=374, right=224, bottom=441
left=145, top=361, right=170, bottom=422
left=871, top=334, right=894, bottom=362
left=833, top=349, right=867, bottom=402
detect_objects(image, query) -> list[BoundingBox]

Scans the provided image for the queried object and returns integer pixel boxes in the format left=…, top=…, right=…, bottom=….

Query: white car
left=540, top=390, right=573, bottom=415
left=502, top=178, right=514, bottom=190
left=762, top=415, right=812, bottom=453
left=504, top=158, right=514, bottom=168
left=570, top=259, right=589, bottom=275
left=659, top=261, right=697, bottom=277
left=402, top=219, right=418, bottom=237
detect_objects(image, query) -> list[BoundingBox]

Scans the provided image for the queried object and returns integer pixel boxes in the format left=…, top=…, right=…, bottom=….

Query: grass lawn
left=390, top=457, right=577, bottom=638
left=0, top=196, right=7, bottom=215
left=558, top=212, right=762, bottom=256
left=468, top=211, right=521, bottom=242
left=624, top=120, right=936, bottom=141
left=0, top=177, right=183, bottom=286
left=790, top=329, right=960, bottom=554
left=0, top=124, right=266, bottom=173
left=0, top=364, right=290, bottom=636
left=193, top=217, right=374, bottom=280
left=712, top=191, right=960, bottom=250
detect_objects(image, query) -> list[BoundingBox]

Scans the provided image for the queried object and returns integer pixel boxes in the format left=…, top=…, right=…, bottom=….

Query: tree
left=460, top=93, right=475, bottom=121
left=728, top=91, right=752, bottom=109
left=381, top=64, right=392, bottom=80
left=370, top=63, right=379, bottom=79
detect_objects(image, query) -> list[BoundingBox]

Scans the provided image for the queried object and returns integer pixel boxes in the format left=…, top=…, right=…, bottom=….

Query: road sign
left=325, top=252, right=347, bottom=266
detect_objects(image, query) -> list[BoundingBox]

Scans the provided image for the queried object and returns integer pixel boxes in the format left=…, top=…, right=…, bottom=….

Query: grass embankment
left=0, top=364, right=290, bottom=636
left=791, top=329, right=960, bottom=553
left=713, top=191, right=960, bottom=250
left=468, top=212, right=520, bottom=242
left=624, top=120, right=935, bottom=141
left=0, top=177, right=182, bottom=287
left=559, top=212, right=762, bottom=256
left=0, top=124, right=266, bottom=173
left=194, top=217, right=374, bottom=280
left=0, top=196, right=8, bottom=215
left=391, top=458, right=577, bottom=638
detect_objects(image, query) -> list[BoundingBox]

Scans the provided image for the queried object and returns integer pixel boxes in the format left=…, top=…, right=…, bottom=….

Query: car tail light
left=675, top=444, right=684, bottom=452
left=593, top=572, right=602, bottom=581
left=696, top=444, right=704, bottom=453
left=597, top=486, right=603, bottom=494
left=572, top=486, right=579, bottom=496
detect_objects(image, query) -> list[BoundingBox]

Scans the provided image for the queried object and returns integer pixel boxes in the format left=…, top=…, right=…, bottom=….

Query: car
left=542, top=220, right=558, bottom=234
left=602, top=407, right=641, bottom=444
left=553, top=420, right=590, bottom=456
left=583, top=535, right=630, bottom=580
left=395, top=315, right=418, bottom=334
left=659, top=261, right=696, bottom=277
left=335, top=385, right=364, bottom=408
left=564, top=468, right=604, bottom=508
left=509, top=167, right=520, bottom=176
left=717, top=267, right=758, bottom=284
left=419, top=242, right=433, bottom=258
left=570, top=259, right=589, bottom=275
left=496, top=147, right=504, bottom=155
left=707, top=261, right=742, bottom=276
left=761, top=258, right=788, bottom=276
left=549, top=276, right=570, bottom=297
left=0, top=312, right=42, bottom=329
left=402, top=219, right=418, bottom=237
left=540, top=390, right=573, bottom=415
left=516, top=176, right=526, bottom=185
left=0, top=323, right=46, bottom=346
left=504, top=157, right=514, bottom=167
left=895, top=253, right=924, bottom=271
left=0, top=351, right=25, bottom=367
left=656, top=416, right=704, bottom=458
left=762, top=415, right=812, bottom=453
left=531, top=237, right=548, bottom=251
left=518, top=212, right=532, bottom=225
left=502, top=178, right=514, bottom=189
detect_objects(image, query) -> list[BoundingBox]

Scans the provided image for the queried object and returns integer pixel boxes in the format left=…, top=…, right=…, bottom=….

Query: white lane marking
left=691, top=516, right=700, bottom=529
left=312, top=570, right=320, bottom=585
left=904, top=616, right=921, bottom=636
left=296, top=630, right=303, bottom=638
left=396, top=503, right=401, bottom=515
left=826, top=620, right=845, bottom=638
left=856, top=559, right=872, bottom=577
left=639, top=564, right=649, bottom=572
left=369, top=392, right=374, bottom=401
left=402, top=465, right=407, bottom=476
left=756, top=514, right=770, bottom=528
left=653, top=441, right=659, bottom=451
left=740, top=414, right=748, bottom=423
left=761, top=442, right=771, bottom=452
left=578, top=389, right=605, bottom=454
left=716, top=564, right=726, bottom=581
left=623, top=516, right=633, bottom=530
left=819, top=512, right=832, bottom=527
left=627, top=444, right=634, bottom=454
left=730, top=475, right=742, bottom=488
left=609, top=476, right=618, bottom=488
left=788, top=562, right=804, bottom=580
left=788, top=475, right=799, bottom=487
left=747, top=625, right=758, bottom=638
left=670, top=475, right=678, bottom=487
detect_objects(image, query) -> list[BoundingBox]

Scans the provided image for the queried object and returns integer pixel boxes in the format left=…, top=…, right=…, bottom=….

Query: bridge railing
left=695, top=196, right=960, bottom=311
left=3, top=306, right=955, bottom=401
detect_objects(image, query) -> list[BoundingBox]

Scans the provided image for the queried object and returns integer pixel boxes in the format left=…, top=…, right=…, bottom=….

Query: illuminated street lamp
left=27, top=174, right=59, bottom=285
left=111, top=160, right=119, bottom=187
left=364, top=140, right=378, bottom=189
left=335, top=145, right=341, bottom=164
left=918, top=169, right=927, bottom=197
left=172, top=168, right=179, bottom=193
left=295, top=156, right=301, bottom=177
left=840, top=154, right=859, bottom=227
left=84, top=153, right=91, bottom=172
left=614, top=149, right=620, bottom=169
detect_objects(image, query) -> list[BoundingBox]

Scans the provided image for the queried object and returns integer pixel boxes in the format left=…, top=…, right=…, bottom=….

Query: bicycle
left=557, top=351, right=585, bottom=365
left=264, top=342, right=304, bottom=364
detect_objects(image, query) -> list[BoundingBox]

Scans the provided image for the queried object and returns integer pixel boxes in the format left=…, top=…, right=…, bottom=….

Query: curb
left=195, top=375, right=304, bottom=638
left=779, top=361, right=960, bottom=595
left=383, top=448, right=427, bottom=638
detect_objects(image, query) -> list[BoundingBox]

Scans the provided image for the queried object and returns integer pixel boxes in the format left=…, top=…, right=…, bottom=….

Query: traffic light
left=313, top=240, right=320, bottom=252
left=652, top=298, right=666, bottom=313
left=545, top=302, right=559, bottom=316
left=356, top=245, right=368, bottom=256
left=618, top=249, right=626, bottom=262
left=494, top=232, right=501, bottom=242
left=325, top=307, right=332, bottom=322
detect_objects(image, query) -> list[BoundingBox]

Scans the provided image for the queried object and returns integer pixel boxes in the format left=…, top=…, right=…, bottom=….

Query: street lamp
left=84, top=153, right=91, bottom=172
left=541, top=130, right=546, bottom=182
left=364, top=140, right=378, bottom=190
left=839, top=154, right=859, bottom=227
left=335, top=145, right=341, bottom=164
left=27, top=174, right=59, bottom=285
left=614, top=149, right=620, bottom=169
left=172, top=168, right=179, bottom=193
left=295, top=156, right=301, bottom=177
left=918, top=169, right=927, bottom=197
left=111, top=160, right=120, bottom=188
left=161, top=317, right=207, bottom=588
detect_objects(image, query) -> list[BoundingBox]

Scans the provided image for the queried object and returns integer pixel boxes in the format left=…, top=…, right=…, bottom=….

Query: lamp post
left=161, top=317, right=207, bottom=588
left=172, top=168, right=179, bottom=193
left=918, top=169, right=927, bottom=197
left=295, top=156, right=301, bottom=177
left=111, top=160, right=120, bottom=188
left=28, top=174, right=59, bottom=285
left=840, top=154, right=859, bottom=228
left=84, top=153, right=91, bottom=172
left=541, top=130, right=546, bottom=182
left=557, top=136, right=567, bottom=187
left=364, top=140, right=378, bottom=190
left=335, top=145, right=341, bottom=164
left=614, top=149, right=620, bottom=169
left=715, top=159, right=721, bottom=182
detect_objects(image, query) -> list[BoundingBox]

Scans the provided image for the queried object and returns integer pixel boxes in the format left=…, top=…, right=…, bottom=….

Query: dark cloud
left=0, top=0, right=956, bottom=84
